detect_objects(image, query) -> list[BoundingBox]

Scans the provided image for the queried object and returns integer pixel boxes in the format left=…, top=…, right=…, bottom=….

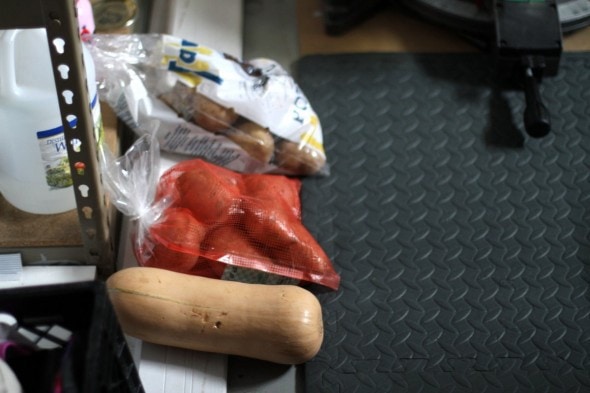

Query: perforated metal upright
left=1, top=0, right=115, bottom=277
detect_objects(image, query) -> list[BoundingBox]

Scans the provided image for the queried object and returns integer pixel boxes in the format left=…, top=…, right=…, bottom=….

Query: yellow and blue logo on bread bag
left=300, top=115, right=324, bottom=154
left=163, top=37, right=221, bottom=87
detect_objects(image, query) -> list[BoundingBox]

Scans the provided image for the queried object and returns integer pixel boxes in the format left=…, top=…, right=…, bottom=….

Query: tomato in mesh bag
left=138, top=159, right=340, bottom=290
left=242, top=174, right=302, bottom=219
left=142, top=207, right=208, bottom=274
left=200, top=225, right=276, bottom=277
left=176, top=167, right=241, bottom=224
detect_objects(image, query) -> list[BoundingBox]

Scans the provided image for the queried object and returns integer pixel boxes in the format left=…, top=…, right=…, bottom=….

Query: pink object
left=76, top=0, right=95, bottom=37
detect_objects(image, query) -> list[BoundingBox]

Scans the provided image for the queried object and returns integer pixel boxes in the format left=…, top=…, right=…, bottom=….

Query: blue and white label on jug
left=37, top=125, right=72, bottom=188
left=36, top=94, right=102, bottom=189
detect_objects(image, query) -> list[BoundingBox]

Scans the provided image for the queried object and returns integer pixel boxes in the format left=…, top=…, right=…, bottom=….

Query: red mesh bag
left=135, top=158, right=340, bottom=290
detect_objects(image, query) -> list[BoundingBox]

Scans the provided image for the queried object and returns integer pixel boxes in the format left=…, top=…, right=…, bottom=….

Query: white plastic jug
left=0, top=28, right=101, bottom=214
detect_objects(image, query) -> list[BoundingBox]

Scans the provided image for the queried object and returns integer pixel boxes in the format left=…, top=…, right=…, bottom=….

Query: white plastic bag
left=99, top=134, right=168, bottom=257
left=89, top=34, right=328, bottom=176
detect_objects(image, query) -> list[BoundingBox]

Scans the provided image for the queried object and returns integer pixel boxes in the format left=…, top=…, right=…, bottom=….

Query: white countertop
left=121, top=2, right=244, bottom=391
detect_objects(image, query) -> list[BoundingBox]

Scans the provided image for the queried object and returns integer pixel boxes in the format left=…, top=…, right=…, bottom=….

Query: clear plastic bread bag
left=89, top=34, right=329, bottom=176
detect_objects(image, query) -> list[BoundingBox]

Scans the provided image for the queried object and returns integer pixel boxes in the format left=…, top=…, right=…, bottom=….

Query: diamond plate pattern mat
left=295, top=53, right=590, bottom=393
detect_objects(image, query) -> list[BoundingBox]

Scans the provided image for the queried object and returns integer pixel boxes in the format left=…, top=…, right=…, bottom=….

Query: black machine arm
left=493, top=0, right=563, bottom=138
left=320, top=0, right=568, bottom=137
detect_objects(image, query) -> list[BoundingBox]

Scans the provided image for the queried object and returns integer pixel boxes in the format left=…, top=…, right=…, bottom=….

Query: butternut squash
left=106, top=267, right=324, bottom=365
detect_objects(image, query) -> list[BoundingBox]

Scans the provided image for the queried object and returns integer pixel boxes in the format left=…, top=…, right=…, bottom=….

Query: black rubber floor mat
left=295, top=53, right=590, bottom=393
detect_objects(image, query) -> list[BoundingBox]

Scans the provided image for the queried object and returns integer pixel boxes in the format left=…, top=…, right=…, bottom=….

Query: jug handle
left=0, top=30, right=18, bottom=96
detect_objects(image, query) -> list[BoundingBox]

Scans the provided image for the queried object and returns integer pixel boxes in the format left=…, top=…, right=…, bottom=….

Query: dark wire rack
left=0, top=281, right=145, bottom=392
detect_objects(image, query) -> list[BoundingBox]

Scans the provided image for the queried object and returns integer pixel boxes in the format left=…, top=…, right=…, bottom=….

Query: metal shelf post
left=1, top=0, right=115, bottom=277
